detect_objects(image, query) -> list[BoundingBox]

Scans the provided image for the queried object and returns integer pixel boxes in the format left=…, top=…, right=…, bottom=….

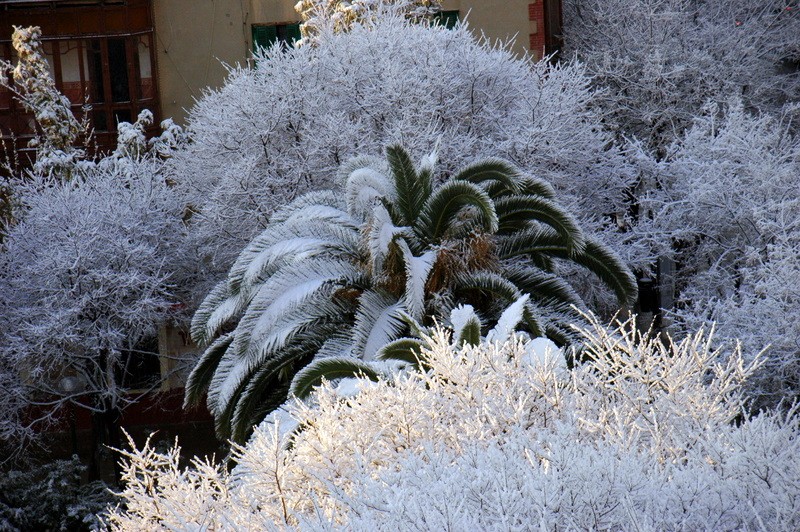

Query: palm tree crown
left=186, top=145, right=636, bottom=442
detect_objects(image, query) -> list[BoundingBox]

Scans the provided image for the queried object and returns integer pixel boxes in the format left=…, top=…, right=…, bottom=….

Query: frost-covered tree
left=294, top=0, right=441, bottom=46
left=0, top=26, right=194, bottom=472
left=0, top=356, right=31, bottom=466
left=171, top=14, right=636, bottom=302
left=0, top=155, right=192, bottom=477
left=104, top=318, right=800, bottom=530
left=185, top=146, right=636, bottom=442
left=563, top=0, right=800, bottom=151
left=0, top=26, right=86, bottom=177
left=633, top=99, right=800, bottom=407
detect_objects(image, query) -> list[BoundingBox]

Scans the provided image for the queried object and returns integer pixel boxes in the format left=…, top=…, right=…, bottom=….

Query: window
left=433, top=10, right=460, bottom=29
left=81, top=34, right=156, bottom=132
left=252, top=23, right=301, bottom=55
left=0, top=0, right=159, bottom=162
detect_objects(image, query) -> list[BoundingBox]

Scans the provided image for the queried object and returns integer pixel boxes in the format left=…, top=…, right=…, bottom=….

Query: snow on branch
left=103, top=317, right=800, bottom=530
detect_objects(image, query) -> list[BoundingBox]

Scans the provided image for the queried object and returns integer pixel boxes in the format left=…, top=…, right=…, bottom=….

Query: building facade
left=1, top=0, right=562, bottom=144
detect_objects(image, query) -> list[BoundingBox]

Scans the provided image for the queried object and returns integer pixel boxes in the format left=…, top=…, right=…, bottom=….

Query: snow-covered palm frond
left=191, top=280, right=238, bottom=347
left=368, top=203, right=411, bottom=273
left=268, top=190, right=346, bottom=224
left=228, top=218, right=359, bottom=294
left=418, top=140, right=439, bottom=176
left=415, top=180, right=498, bottom=241
left=396, top=239, right=436, bottom=320
left=239, top=234, right=356, bottom=293
left=314, top=333, right=356, bottom=360
left=230, top=258, right=363, bottom=361
left=344, top=163, right=395, bottom=222
left=290, top=357, right=382, bottom=400
left=244, top=292, right=351, bottom=367
left=208, top=293, right=348, bottom=420
left=335, top=155, right=388, bottom=189
left=486, top=294, right=530, bottom=344
left=449, top=304, right=481, bottom=347
left=351, top=290, right=408, bottom=360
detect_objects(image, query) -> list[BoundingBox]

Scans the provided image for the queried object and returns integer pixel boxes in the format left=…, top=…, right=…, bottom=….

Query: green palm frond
left=454, top=271, right=543, bottom=337
left=576, top=238, right=638, bottom=306
left=494, top=226, right=565, bottom=268
left=518, top=176, right=556, bottom=199
left=375, top=337, right=426, bottom=366
left=184, top=333, right=233, bottom=408
left=503, top=263, right=583, bottom=308
left=494, top=195, right=585, bottom=253
left=416, top=180, right=498, bottom=241
left=498, top=230, right=635, bottom=307
left=453, top=158, right=523, bottom=195
left=544, top=322, right=580, bottom=348
left=229, top=335, right=325, bottom=442
left=387, top=145, right=429, bottom=226
left=290, top=357, right=382, bottom=400
left=550, top=237, right=638, bottom=306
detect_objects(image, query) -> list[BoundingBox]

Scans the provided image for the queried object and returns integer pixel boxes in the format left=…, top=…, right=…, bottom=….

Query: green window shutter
left=286, top=23, right=302, bottom=45
left=433, top=10, right=459, bottom=29
left=252, top=25, right=278, bottom=54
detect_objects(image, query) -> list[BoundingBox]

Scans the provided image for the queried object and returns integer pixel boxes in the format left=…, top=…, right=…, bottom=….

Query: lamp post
left=58, top=375, right=86, bottom=457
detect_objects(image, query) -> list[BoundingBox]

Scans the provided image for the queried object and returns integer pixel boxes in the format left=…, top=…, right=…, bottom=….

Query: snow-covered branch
left=103, top=318, right=800, bottom=530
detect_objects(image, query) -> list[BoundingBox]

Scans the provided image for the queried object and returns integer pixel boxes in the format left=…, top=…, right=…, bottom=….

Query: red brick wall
left=528, top=2, right=546, bottom=60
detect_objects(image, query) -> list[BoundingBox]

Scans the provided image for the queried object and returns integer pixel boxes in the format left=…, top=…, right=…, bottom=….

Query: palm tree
left=186, top=145, right=636, bottom=442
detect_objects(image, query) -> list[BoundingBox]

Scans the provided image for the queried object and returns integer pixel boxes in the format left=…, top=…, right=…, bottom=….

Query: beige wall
left=153, top=0, right=536, bottom=124
left=153, top=0, right=250, bottom=123
left=442, top=0, right=534, bottom=59
left=249, top=0, right=300, bottom=23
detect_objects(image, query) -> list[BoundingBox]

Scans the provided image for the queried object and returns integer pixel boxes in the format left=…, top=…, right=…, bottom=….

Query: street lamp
left=58, top=375, right=87, bottom=456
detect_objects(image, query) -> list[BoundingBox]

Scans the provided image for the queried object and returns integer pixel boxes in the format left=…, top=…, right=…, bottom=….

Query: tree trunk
left=87, top=404, right=122, bottom=485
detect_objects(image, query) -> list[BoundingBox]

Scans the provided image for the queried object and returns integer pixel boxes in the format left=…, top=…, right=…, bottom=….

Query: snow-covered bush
left=0, top=156, right=193, bottom=455
left=172, top=14, right=636, bottom=297
left=0, top=456, right=115, bottom=531
left=186, top=145, right=636, bottom=442
left=103, top=317, right=800, bottom=530
left=563, top=0, right=800, bottom=151
left=635, top=99, right=800, bottom=406
left=0, top=25, right=194, bottom=467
